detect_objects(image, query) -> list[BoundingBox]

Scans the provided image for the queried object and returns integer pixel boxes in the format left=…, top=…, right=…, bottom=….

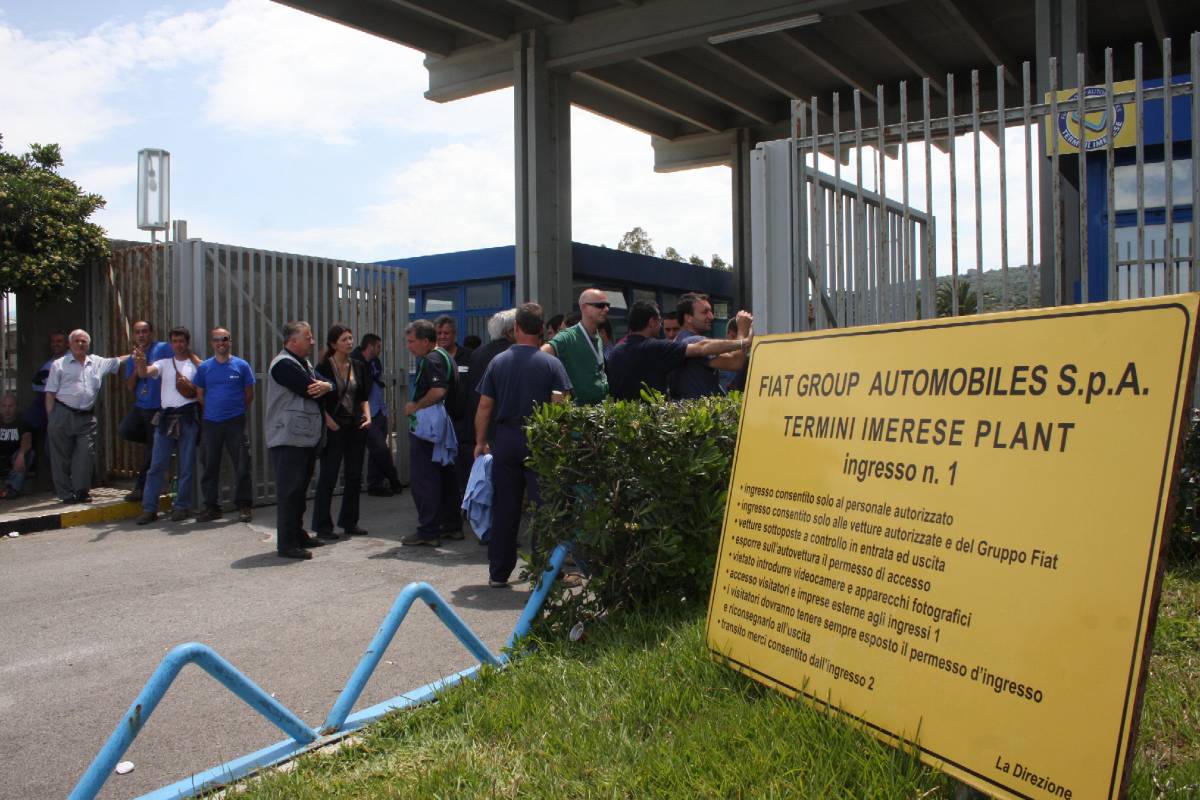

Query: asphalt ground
left=0, top=493, right=527, bottom=800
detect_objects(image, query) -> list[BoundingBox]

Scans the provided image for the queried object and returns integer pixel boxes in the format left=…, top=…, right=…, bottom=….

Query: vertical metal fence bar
left=1162, top=37, right=1174, bottom=294
left=811, top=98, right=828, bottom=330
left=793, top=100, right=810, bottom=330
left=853, top=90, right=867, bottom=324
left=833, top=92, right=847, bottom=326
left=876, top=84, right=890, bottom=322
left=1192, top=32, right=1200, bottom=282
left=971, top=69, right=983, bottom=311
left=899, top=81, right=914, bottom=320
left=1023, top=61, right=1036, bottom=308
left=1134, top=44, right=1146, bottom=278
left=997, top=66, right=1010, bottom=309
left=948, top=72, right=960, bottom=315
left=1050, top=57, right=1063, bottom=305
left=1106, top=49, right=1119, bottom=301
left=922, top=78, right=935, bottom=319
left=1076, top=51, right=1089, bottom=302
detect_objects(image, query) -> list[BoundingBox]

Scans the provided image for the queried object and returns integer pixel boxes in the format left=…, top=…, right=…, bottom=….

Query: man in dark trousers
left=474, top=303, right=571, bottom=587
left=353, top=333, right=403, bottom=496
left=435, top=315, right=473, bottom=534
left=607, top=301, right=752, bottom=401
left=401, top=319, right=458, bottom=547
left=194, top=326, right=256, bottom=523
left=122, top=321, right=173, bottom=502
left=265, top=321, right=334, bottom=559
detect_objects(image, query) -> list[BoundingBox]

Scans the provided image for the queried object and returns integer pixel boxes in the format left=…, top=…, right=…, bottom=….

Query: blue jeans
left=143, top=408, right=199, bottom=513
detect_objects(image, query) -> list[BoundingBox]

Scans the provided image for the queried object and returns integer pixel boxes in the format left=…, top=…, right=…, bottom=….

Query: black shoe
left=239, top=507, right=253, bottom=523
left=401, top=533, right=440, bottom=547
left=343, top=526, right=368, bottom=536
left=169, top=507, right=191, bottom=522
left=279, top=548, right=312, bottom=560
left=389, top=481, right=404, bottom=494
left=301, top=536, right=326, bottom=548
left=315, top=529, right=340, bottom=541
left=366, top=486, right=394, bottom=497
left=75, top=491, right=92, bottom=503
left=124, top=491, right=143, bottom=503
left=442, top=529, right=465, bottom=540
left=196, top=508, right=223, bottom=522
left=136, top=511, right=158, bottom=525
left=478, top=535, right=490, bottom=546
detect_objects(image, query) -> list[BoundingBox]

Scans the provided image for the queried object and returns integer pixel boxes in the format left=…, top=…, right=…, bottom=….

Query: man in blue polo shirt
left=474, top=303, right=571, bottom=587
left=670, top=292, right=753, bottom=400
left=123, top=321, right=173, bottom=502
left=193, top=327, right=256, bottom=523
left=607, top=301, right=752, bottom=401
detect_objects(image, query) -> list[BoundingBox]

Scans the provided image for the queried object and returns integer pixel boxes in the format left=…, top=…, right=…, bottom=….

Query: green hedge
left=523, top=395, right=1199, bottom=636
left=524, top=392, right=741, bottom=635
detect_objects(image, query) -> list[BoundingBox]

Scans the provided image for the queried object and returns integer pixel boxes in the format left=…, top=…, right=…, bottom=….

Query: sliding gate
left=92, top=240, right=410, bottom=504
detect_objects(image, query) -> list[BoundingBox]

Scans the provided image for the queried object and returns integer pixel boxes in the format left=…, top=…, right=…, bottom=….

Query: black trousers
left=365, top=412, right=401, bottom=489
left=131, top=407, right=159, bottom=494
left=488, top=423, right=539, bottom=583
left=311, top=424, right=367, bottom=533
left=201, top=415, right=253, bottom=509
left=272, top=444, right=317, bottom=553
left=409, top=433, right=459, bottom=538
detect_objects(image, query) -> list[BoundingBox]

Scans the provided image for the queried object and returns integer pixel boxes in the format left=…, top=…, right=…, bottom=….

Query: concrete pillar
left=514, top=31, right=573, bottom=314
left=731, top=128, right=754, bottom=310
left=1036, top=0, right=1087, bottom=305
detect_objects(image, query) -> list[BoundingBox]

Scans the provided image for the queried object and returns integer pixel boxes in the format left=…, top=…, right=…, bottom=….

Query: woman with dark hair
left=311, top=323, right=372, bottom=539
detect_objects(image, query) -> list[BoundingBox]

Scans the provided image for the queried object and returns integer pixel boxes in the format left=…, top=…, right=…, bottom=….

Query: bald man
left=540, top=288, right=610, bottom=404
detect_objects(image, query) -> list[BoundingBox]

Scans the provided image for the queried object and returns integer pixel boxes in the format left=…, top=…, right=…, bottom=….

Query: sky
left=0, top=0, right=734, bottom=264
left=1, top=0, right=1045, bottom=278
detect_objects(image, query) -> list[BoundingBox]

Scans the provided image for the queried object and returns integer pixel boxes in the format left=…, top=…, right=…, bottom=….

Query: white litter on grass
left=115, top=761, right=134, bottom=775
left=569, top=622, right=586, bottom=642
left=6, top=531, right=18, bottom=538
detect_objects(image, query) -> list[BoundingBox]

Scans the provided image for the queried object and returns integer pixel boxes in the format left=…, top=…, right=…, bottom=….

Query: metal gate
left=92, top=240, right=410, bottom=504
left=753, top=32, right=1199, bottom=333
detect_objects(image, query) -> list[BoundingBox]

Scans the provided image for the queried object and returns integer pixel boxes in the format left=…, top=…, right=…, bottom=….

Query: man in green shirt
left=541, top=288, right=610, bottom=404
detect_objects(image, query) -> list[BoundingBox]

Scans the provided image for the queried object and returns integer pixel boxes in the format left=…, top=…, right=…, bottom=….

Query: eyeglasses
left=585, top=302, right=611, bottom=309
left=211, top=336, right=231, bottom=343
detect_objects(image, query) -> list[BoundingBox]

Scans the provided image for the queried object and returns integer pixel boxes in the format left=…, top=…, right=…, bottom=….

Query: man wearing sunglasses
left=541, top=288, right=610, bottom=404
left=193, top=327, right=256, bottom=523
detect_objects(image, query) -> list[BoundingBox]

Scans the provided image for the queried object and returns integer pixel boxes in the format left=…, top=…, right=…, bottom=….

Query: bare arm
left=44, top=391, right=55, bottom=416
left=684, top=337, right=750, bottom=358
left=359, top=400, right=371, bottom=429
left=540, top=343, right=556, bottom=355
left=708, top=350, right=748, bottom=371
left=474, top=395, right=494, bottom=457
left=243, top=385, right=255, bottom=406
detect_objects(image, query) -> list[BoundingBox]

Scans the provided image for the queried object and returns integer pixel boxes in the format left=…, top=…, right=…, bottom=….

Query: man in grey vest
left=267, top=321, right=334, bottom=559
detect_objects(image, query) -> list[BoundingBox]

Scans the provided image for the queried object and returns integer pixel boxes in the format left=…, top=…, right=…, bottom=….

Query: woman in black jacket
left=311, top=323, right=372, bottom=539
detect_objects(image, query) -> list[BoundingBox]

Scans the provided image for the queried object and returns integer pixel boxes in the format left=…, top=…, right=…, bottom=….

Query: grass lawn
left=234, top=562, right=1199, bottom=799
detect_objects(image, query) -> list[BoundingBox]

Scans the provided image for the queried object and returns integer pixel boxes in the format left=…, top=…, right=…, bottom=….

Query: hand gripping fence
left=69, top=543, right=571, bottom=800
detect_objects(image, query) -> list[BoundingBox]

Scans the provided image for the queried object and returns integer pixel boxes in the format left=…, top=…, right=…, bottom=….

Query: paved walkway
left=0, top=492, right=525, bottom=800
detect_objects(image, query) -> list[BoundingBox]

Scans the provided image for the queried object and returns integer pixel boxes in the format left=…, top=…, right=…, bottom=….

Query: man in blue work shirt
left=607, top=301, right=752, bottom=401
left=353, top=333, right=403, bottom=497
left=122, top=321, right=173, bottom=502
left=670, top=292, right=753, bottom=400
left=194, top=327, right=256, bottom=523
left=401, top=319, right=458, bottom=547
left=474, top=303, right=571, bottom=587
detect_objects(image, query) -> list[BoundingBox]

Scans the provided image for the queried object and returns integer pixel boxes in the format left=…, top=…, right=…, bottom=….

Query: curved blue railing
left=70, top=543, right=571, bottom=800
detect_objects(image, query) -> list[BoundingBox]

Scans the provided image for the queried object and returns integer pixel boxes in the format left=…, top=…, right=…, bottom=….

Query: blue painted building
left=380, top=242, right=735, bottom=341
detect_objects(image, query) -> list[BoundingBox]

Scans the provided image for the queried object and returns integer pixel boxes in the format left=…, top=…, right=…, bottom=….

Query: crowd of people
left=4, top=288, right=751, bottom=584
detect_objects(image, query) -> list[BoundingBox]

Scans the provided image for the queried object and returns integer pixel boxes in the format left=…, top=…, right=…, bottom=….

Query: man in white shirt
left=44, top=329, right=130, bottom=503
left=133, top=326, right=201, bottom=524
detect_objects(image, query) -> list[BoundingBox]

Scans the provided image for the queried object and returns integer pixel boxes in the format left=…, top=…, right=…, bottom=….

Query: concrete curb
left=1, top=496, right=174, bottom=536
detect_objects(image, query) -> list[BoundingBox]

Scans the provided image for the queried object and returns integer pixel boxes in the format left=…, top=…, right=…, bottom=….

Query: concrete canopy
left=274, top=0, right=1192, bottom=171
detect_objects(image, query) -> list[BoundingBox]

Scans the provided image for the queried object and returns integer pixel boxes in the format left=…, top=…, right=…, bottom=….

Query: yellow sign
left=1045, top=80, right=1137, bottom=155
left=706, top=295, right=1199, bottom=800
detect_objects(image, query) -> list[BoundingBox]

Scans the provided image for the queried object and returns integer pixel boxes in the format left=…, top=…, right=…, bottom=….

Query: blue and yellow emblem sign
left=1045, top=80, right=1137, bottom=155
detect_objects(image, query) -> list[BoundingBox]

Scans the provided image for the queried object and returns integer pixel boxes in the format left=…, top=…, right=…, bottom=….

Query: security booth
left=381, top=242, right=736, bottom=341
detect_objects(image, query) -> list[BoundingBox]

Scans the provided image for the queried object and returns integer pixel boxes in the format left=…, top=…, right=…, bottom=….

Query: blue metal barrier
left=69, top=542, right=571, bottom=800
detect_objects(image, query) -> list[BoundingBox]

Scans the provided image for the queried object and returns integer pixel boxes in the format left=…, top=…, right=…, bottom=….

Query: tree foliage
left=663, top=246, right=683, bottom=262
left=616, top=226, right=655, bottom=257
left=0, top=137, right=108, bottom=302
left=710, top=253, right=729, bottom=270
left=688, top=254, right=705, bottom=266
left=935, top=279, right=977, bottom=316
